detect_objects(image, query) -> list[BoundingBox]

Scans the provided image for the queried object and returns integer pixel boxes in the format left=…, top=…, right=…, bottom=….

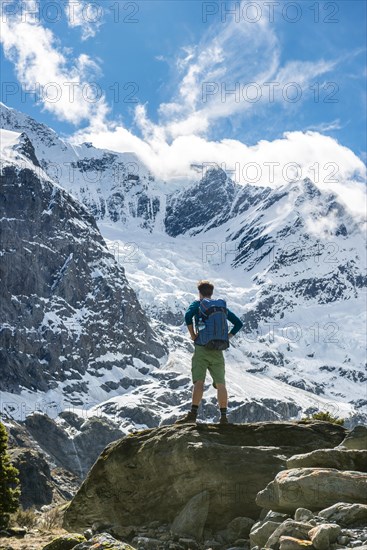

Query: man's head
left=197, top=280, right=214, bottom=299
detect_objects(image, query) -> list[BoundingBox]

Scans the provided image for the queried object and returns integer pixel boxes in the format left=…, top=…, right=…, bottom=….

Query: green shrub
left=302, top=411, right=345, bottom=425
left=39, top=506, right=63, bottom=531
left=12, top=505, right=38, bottom=528
left=0, top=421, right=20, bottom=528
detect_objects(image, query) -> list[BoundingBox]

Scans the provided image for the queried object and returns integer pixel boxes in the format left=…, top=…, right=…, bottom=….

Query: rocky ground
left=0, top=528, right=67, bottom=550
left=1, top=421, right=366, bottom=550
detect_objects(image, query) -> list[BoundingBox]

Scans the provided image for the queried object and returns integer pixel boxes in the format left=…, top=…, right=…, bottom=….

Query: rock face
left=4, top=417, right=81, bottom=508
left=164, top=168, right=268, bottom=237
left=256, top=467, right=367, bottom=512
left=23, top=412, right=124, bottom=478
left=63, top=421, right=346, bottom=535
left=0, top=135, right=166, bottom=398
left=8, top=447, right=54, bottom=509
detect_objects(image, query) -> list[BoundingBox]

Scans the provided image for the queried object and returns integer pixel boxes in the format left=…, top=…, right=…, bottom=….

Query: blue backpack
left=195, top=298, right=229, bottom=350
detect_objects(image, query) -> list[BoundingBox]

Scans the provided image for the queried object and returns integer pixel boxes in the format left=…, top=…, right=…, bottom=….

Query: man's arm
left=185, top=301, right=200, bottom=341
left=227, top=308, right=243, bottom=338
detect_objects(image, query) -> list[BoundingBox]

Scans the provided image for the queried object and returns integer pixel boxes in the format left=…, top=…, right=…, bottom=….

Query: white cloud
left=66, top=0, right=104, bottom=40
left=305, top=119, right=344, bottom=132
left=72, top=0, right=342, bottom=163
left=68, top=0, right=365, bottom=217
left=72, top=120, right=366, bottom=218
left=0, top=0, right=109, bottom=125
left=147, top=2, right=338, bottom=143
left=155, top=10, right=280, bottom=140
left=2, top=0, right=365, bottom=222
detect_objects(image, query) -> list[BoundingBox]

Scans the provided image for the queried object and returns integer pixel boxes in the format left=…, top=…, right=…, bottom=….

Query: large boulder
left=256, top=468, right=367, bottom=513
left=308, top=524, right=341, bottom=550
left=286, top=449, right=367, bottom=472
left=63, top=421, right=345, bottom=534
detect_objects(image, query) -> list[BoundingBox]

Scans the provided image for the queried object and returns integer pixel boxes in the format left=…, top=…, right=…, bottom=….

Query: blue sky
left=1, top=0, right=366, bottom=187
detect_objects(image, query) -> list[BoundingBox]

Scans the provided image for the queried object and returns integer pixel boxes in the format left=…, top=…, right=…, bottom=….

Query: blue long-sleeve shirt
left=185, top=300, right=243, bottom=336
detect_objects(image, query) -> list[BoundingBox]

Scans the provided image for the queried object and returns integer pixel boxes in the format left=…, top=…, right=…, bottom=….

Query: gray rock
left=178, top=538, right=199, bottom=549
left=308, top=524, right=341, bottom=550
left=233, top=539, right=248, bottom=547
left=265, top=520, right=315, bottom=550
left=318, top=503, right=367, bottom=527
left=63, top=422, right=346, bottom=533
left=256, top=468, right=367, bottom=513
left=227, top=517, right=255, bottom=541
left=250, top=520, right=281, bottom=548
left=287, top=449, right=367, bottom=472
left=171, top=491, right=209, bottom=540
left=264, top=511, right=292, bottom=523
left=338, top=427, right=367, bottom=451
left=42, top=533, right=86, bottom=550
left=278, top=536, right=313, bottom=550
left=294, top=509, right=314, bottom=523
left=1, top=526, right=28, bottom=537
left=83, top=530, right=93, bottom=540
left=73, top=533, right=134, bottom=549
left=204, top=540, right=221, bottom=549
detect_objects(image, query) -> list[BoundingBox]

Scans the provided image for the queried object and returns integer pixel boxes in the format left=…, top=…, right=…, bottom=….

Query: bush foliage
left=0, top=421, right=20, bottom=529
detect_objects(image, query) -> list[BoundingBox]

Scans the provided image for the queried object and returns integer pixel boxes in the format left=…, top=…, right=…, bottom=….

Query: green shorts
left=191, top=344, right=225, bottom=388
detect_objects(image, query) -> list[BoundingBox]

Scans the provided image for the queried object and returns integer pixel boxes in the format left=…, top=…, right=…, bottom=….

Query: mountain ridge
left=1, top=102, right=366, bottom=432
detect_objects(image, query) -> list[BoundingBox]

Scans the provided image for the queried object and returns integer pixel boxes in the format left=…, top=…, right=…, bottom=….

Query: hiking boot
left=175, top=411, right=198, bottom=425
left=219, top=416, right=229, bottom=425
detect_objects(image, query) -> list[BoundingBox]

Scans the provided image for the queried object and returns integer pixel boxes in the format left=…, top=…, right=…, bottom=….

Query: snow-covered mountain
left=1, top=102, right=366, bottom=432
left=0, top=127, right=166, bottom=414
left=0, top=102, right=167, bottom=231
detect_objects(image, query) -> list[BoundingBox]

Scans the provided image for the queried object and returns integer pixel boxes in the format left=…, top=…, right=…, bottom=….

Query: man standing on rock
left=176, top=280, right=243, bottom=425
